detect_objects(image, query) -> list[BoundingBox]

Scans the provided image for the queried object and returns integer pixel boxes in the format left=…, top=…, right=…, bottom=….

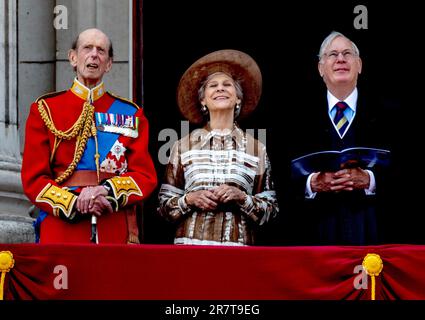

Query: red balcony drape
left=1, top=244, right=424, bottom=300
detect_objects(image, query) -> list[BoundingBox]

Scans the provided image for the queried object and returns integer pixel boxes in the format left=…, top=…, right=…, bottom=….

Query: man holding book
left=285, top=31, right=400, bottom=245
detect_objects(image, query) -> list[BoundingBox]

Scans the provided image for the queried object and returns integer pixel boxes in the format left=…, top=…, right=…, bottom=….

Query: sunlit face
left=68, top=29, right=112, bottom=87
left=200, top=72, right=241, bottom=113
left=318, top=36, right=362, bottom=89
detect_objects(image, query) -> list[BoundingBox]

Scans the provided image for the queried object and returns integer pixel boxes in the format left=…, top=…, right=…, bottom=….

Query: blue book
left=291, top=147, right=391, bottom=178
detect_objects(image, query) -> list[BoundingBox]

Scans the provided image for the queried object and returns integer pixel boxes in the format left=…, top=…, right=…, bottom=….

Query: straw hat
left=177, top=49, right=262, bottom=124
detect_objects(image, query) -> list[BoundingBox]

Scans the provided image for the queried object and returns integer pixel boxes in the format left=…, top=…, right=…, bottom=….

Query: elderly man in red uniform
left=21, top=28, right=157, bottom=244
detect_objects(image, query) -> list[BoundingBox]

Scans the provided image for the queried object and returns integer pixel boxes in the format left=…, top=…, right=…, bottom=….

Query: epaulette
left=107, top=92, right=141, bottom=110
left=35, top=90, right=67, bottom=103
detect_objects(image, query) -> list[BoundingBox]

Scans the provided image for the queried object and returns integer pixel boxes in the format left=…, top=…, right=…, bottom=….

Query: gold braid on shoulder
left=38, top=99, right=96, bottom=184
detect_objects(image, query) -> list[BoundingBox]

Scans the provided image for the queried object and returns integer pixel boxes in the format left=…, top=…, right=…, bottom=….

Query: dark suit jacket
left=283, top=87, right=401, bottom=245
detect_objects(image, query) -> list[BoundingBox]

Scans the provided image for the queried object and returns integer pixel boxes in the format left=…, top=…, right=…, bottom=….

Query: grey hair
left=198, top=72, right=243, bottom=103
left=318, top=31, right=360, bottom=63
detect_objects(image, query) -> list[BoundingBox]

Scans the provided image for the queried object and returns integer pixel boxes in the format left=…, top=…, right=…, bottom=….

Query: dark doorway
left=135, top=0, right=424, bottom=244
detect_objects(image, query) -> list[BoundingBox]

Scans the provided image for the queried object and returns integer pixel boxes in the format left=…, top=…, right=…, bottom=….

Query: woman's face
left=200, top=72, right=241, bottom=113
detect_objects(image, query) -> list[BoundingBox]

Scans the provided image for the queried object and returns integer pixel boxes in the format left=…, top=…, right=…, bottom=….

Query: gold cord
left=50, top=136, right=60, bottom=163
left=92, top=122, right=101, bottom=183
left=38, top=99, right=96, bottom=184
left=38, top=99, right=90, bottom=140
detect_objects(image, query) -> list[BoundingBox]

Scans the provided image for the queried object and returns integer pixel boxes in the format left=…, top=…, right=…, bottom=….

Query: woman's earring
left=201, top=105, right=209, bottom=116
left=234, top=104, right=241, bottom=118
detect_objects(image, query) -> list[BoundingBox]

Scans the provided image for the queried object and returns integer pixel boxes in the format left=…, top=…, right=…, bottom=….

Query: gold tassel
left=362, top=253, right=383, bottom=300
left=0, top=251, right=15, bottom=300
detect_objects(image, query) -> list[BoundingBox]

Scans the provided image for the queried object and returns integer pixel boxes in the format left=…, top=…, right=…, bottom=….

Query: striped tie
left=333, top=101, right=349, bottom=136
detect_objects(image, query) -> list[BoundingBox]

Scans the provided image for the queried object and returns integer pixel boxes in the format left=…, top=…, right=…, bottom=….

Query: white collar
left=327, top=87, right=358, bottom=112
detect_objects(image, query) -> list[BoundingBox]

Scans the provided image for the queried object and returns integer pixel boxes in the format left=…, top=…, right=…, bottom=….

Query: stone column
left=1, top=0, right=132, bottom=243
left=0, top=0, right=33, bottom=242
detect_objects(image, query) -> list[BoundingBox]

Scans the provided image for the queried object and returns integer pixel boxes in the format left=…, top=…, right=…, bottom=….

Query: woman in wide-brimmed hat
left=157, top=49, right=279, bottom=246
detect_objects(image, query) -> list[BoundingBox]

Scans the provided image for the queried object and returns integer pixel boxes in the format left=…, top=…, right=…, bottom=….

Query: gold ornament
left=362, top=253, right=383, bottom=300
left=0, top=251, right=15, bottom=300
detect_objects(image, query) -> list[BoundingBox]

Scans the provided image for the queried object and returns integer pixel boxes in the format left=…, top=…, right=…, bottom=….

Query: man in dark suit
left=285, top=31, right=400, bottom=245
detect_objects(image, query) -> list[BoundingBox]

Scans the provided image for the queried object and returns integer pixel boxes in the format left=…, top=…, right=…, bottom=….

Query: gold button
left=51, top=190, right=56, bottom=195
left=63, top=195, right=68, bottom=200
left=117, top=181, right=121, bottom=184
left=57, top=193, right=61, bottom=197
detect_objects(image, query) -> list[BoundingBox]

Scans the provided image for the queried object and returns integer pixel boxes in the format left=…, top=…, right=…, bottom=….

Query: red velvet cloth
left=1, top=244, right=424, bottom=300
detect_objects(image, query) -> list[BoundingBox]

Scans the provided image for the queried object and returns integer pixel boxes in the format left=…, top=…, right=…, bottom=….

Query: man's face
left=68, top=29, right=112, bottom=87
left=318, top=36, right=362, bottom=90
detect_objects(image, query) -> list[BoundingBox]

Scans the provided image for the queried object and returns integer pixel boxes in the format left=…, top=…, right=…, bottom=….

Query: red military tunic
left=21, top=79, right=157, bottom=243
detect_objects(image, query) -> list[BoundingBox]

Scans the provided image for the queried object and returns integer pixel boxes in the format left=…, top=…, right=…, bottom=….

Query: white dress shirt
left=305, top=88, right=376, bottom=199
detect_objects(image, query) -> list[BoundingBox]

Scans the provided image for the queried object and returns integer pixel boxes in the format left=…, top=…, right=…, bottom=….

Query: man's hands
left=76, top=186, right=113, bottom=216
left=185, top=185, right=247, bottom=211
left=311, top=168, right=370, bottom=193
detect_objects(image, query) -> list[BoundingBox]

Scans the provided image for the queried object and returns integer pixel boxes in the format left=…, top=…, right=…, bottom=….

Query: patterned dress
left=158, top=124, right=279, bottom=246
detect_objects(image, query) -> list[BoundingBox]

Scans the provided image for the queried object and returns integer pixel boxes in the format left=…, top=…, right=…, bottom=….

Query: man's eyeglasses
left=323, top=49, right=357, bottom=61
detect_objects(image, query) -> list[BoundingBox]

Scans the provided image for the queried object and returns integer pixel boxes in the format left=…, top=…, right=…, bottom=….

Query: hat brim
left=177, top=49, right=262, bottom=124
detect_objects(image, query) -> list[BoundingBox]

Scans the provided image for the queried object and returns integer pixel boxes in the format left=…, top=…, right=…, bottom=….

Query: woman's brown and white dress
left=158, top=124, right=279, bottom=246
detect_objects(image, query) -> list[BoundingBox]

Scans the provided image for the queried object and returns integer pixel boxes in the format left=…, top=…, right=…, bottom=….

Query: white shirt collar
left=327, top=87, right=358, bottom=112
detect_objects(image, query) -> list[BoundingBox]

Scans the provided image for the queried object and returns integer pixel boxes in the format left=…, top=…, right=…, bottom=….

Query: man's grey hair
left=318, top=31, right=360, bottom=63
